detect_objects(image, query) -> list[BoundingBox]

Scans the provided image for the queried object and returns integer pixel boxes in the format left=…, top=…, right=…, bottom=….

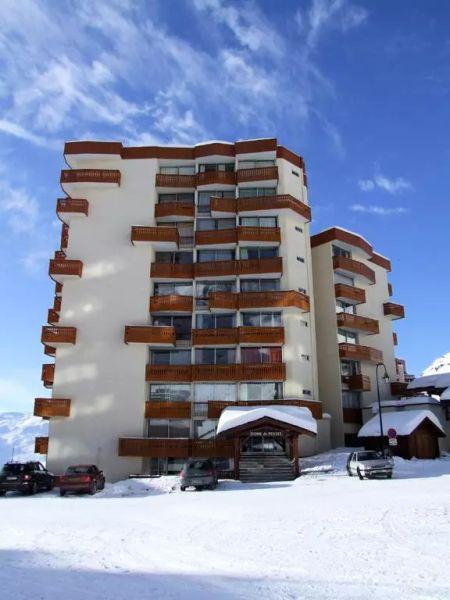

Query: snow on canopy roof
left=358, top=409, right=445, bottom=438
left=407, top=372, right=450, bottom=390
left=370, top=396, right=440, bottom=412
left=216, top=405, right=317, bottom=436
left=441, top=387, right=450, bottom=401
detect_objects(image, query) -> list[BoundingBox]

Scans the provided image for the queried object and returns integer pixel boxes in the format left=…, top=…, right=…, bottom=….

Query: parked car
left=58, top=465, right=105, bottom=496
left=180, top=459, right=218, bottom=491
left=0, top=461, right=55, bottom=495
left=347, top=450, right=393, bottom=480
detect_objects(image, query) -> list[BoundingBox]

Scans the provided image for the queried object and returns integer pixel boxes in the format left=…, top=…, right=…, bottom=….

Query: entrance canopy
left=216, top=405, right=317, bottom=437
left=358, top=409, right=445, bottom=438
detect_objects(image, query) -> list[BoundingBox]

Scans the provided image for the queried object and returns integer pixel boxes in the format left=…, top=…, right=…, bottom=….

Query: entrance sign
left=387, top=428, right=397, bottom=439
left=389, top=437, right=398, bottom=447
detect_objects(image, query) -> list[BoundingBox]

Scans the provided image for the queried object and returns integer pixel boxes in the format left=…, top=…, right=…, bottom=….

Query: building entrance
left=241, top=432, right=286, bottom=454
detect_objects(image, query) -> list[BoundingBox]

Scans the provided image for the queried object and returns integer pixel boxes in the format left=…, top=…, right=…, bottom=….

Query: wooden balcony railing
left=49, top=259, right=83, bottom=279
left=383, top=302, right=405, bottom=320
left=55, top=282, right=63, bottom=296
left=209, top=291, right=239, bottom=310
left=196, top=171, right=236, bottom=186
left=145, top=365, right=193, bottom=382
left=118, top=438, right=234, bottom=458
left=237, top=194, right=311, bottom=221
left=192, top=364, right=242, bottom=381
left=241, top=363, right=286, bottom=381
left=333, top=255, right=375, bottom=284
left=334, top=283, right=366, bottom=305
left=34, top=398, right=71, bottom=418
left=393, top=332, right=398, bottom=346
left=155, top=174, right=196, bottom=188
left=47, top=309, right=59, bottom=325
left=339, top=343, right=383, bottom=363
left=35, top=437, right=49, bottom=454
left=210, top=197, right=237, bottom=215
left=60, top=224, right=69, bottom=249
left=391, top=381, right=409, bottom=396
left=194, top=260, right=237, bottom=278
left=44, top=345, right=56, bottom=357
left=56, top=198, right=89, bottom=222
left=154, top=202, right=195, bottom=220
left=145, top=401, right=191, bottom=419
left=237, top=226, right=281, bottom=244
left=124, top=326, right=176, bottom=345
left=336, top=313, right=379, bottom=335
left=238, top=326, right=284, bottom=345
left=238, top=257, right=282, bottom=276
left=41, top=364, right=54, bottom=388
left=343, top=408, right=363, bottom=424
left=195, top=229, right=238, bottom=246
left=149, top=295, right=193, bottom=313
left=207, top=399, right=322, bottom=419
left=53, top=297, right=62, bottom=312
left=192, top=328, right=239, bottom=346
left=238, top=290, right=310, bottom=312
left=341, top=374, right=371, bottom=392
left=41, top=326, right=77, bottom=345
left=236, top=166, right=278, bottom=183
left=131, top=226, right=179, bottom=246
left=60, top=169, right=120, bottom=185
left=150, top=263, right=194, bottom=279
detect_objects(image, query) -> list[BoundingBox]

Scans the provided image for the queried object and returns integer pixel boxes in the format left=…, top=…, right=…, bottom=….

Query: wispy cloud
left=349, top=204, right=408, bottom=216
left=358, top=174, right=413, bottom=194
left=0, top=182, right=39, bottom=233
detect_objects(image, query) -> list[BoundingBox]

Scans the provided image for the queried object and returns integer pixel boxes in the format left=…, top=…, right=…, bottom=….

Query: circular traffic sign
left=387, top=428, right=397, bottom=439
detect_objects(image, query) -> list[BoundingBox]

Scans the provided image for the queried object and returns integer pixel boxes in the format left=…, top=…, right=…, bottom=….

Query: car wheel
left=357, top=468, right=364, bottom=480
left=347, top=467, right=353, bottom=477
left=27, top=482, right=38, bottom=495
left=180, top=486, right=186, bottom=492
left=59, top=490, right=66, bottom=497
left=89, top=481, right=97, bottom=495
left=0, top=491, right=6, bottom=496
left=387, top=473, right=392, bottom=479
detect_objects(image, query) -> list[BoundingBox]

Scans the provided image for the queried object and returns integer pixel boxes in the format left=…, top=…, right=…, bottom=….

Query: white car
left=347, top=450, right=393, bottom=480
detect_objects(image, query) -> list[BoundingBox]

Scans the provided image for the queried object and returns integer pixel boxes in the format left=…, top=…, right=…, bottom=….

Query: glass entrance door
left=242, top=433, right=286, bottom=454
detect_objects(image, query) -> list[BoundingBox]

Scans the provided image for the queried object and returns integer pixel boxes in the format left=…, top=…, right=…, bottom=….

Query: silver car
left=347, top=450, right=393, bottom=479
left=180, top=459, right=218, bottom=491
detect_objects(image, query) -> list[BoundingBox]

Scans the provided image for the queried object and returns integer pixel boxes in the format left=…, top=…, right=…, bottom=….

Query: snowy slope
left=0, top=412, right=48, bottom=465
left=422, top=352, right=450, bottom=376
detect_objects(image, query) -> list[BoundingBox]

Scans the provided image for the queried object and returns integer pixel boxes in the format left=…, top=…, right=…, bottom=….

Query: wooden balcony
left=154, top=202, right=195, bottom=222
left=44, top=345, right=56, bottom=358
left=41, top=364, right=54, bottom=388
left=241, top=363, right=286, bottom=381
left=60, top=224, right=69, bottom=250
left=119, top=438, right=190, bottom=458
left=55, top=282, right=63, bottom=296
left=383, top=302, right=405, bottom=320
left=56, top=198, right=88, bottom=225
left=124, top=326, right=176, bottom=346
left=207, top=399, right=323, bottom=419
left=208, top=291, right=239, bottom=311
left=336, top=313, right=379, bottom=335
left=192, top=328, right=239, bottom=346
left=192, top=364, right=242, bottom=382
left=47, top=309, right=59, bottom=325
left=237, top=194, right=311, bottom=221
left=236, top=166, right=278, bottom=183
left=195, top=229, right=237, bottom=246
left=239, top=290, right=310, bottom=312
left=131, top=226, right=179, bottom=250
left=238, top=326, right=284, bottom=345
left=333, top=255, right=375, bottom=284
left=150, top=263, right=194, bottom=280
left=341, top=374, right=371, bottom=392
left=145, top=365, right=192, bottom=382
left=391, top=381, right=409, bottom=396
left=145, top=401, right=191, bottom=419
left=237, top=226, right=281, bottom=245
left=194, top=260, right=237, bottom=279
left=34, top=398, right=71, bottom=418
left=60, top=169, right=120, bottom=194
left=49, top=259, right=83, bottom=283
left=41, top=326, right=77, bottom=346
left=149, top=295, right=193, bottom=313
left=35, top=436, right=49, bottom=454
left=339, top=343, right=383, bottom=363
left=196, top=171, right=236, bottom=186
left=238, top=257, right=282, bottom=277
left=210, top=196, right=237, bottom=217
left=334, top=283, right=366, bottom=305
left=155, top=174, right=196, bottom=189
left=53, top=297, right=62, bottom=312
left=393, top=332, right=398, bottom=346
left=343, top=408, right=363, bottom=425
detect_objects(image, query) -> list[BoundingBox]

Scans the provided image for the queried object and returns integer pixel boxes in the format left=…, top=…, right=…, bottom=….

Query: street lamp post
left=376, top=362, right=390, bottom=454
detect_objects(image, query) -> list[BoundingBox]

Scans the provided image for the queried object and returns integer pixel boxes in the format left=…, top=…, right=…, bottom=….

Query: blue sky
left=0, top=0, right=449, bottom=412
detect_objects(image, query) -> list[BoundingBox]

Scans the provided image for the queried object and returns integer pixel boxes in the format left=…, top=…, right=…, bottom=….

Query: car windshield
left=1, top=463, right=30, bottom=474
left=66, top=466, right=90, bottom=474
left=186, top=461, right=211, bottom=472
left=358, top=451, right=381, bottom=461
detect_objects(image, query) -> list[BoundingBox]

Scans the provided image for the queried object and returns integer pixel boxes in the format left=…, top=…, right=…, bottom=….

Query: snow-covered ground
left=0, top=412, right=48, bottom=465
left=1, top=449, right=449, bottom=599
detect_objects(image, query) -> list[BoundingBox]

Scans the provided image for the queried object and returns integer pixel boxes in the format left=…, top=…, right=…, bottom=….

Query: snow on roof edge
left=358, top=409, right=445, bottom=437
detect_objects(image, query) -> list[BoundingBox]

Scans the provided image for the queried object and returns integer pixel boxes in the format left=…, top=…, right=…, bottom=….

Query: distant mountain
left=0, top=412, right=48, bottom=465
left=422, top=352, right=450, bottom=376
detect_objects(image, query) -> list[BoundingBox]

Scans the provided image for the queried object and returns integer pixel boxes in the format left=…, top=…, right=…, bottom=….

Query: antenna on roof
left=11, top=446, right=15, bottom=462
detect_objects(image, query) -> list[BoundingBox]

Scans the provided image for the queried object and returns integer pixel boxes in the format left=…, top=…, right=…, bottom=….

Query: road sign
left=389, top=438, right=398, bottom=446
left=387, top=428, right=397, bottom=439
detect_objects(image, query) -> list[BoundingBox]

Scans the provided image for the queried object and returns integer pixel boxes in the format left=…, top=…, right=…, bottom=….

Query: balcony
left=34, top=398, right=71, bottom=418
left=118, top=438, right=233, bottom=458
left=155, top=174, right=196, bottom=189
left=383, top=302, right=405, bottom=320
left=393, top=332, right=398, bottom=346
left=237, top=226, right=281, bottom=245
left=192, top=364, right=242, bottom=382
left=238, top=326, right=284, bottom=345
left=149, top=295, right=193, bottom=313
left=336, top=313, right=379, bottom=335
left=238, top=257, right=282, bottom=277
left=60, top=169, right=120, bottom=194
left=208, top=291, right=239, bottom=311
left=55, top=282, right=63, bottom=296
left=207, top=399, right=323, bottom=420
left=41, top=326, right=77, bottom=346
left=210, top=197, right=237, bottom=217
left=196, top=171, right=236, bottom=187
left=56, top=198, right=89, bottom=225
left=339, top=343, right=383, bottom=363
left=150, top=263, right=194, bottom=280
left=391, top=381, right=409, bottom=396
left=35, top=437, right=49, bottom=454
left=241, top=363, right=286, bottom=381
left=47, top=309, right=59, bottom=325
left=53, top=297, right=62, bottom=313
left=60, top=224, right=69, bottom=250
left=237, top=194, right=311, bottom=221
left=334, top=283, right=366, bottom=305
left=195, top=229, right=237, bottom=247
left=44, top=345, right=56, bottom=358
left=341, top=374, right=371, bottom=392
left=131, top=226, right=179, bottom=250
left=41, top=364, right=54, bottom=388
left=343, top=408, right=363, bottom=425
left=154, top=202, right=195, bottom=222
left=194, top=260, right=237, bottom=279
left=145, top=401, right=191, bottom=419
left=192, top=328, right=239, bottom=346
left=49, top=259, right=83, bottom=283
left=124, top=326, right=176, bottom=346
left=145, top=365, right=192, bottom=382
left=236, top=166, right=278, bottom=184
left=239, top=290, right=310, bottom=312
left=333, top=255, right=375, bottom=285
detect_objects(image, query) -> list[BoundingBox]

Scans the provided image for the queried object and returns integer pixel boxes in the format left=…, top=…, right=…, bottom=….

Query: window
left=336, top=300, right=356, bottom=315
left=198, top=163, right=234, bottom=172
left=158, top=193, right=194, bottom=204
left=151, top=350, right=191, bottom=366
left=194, top=420, right=217, bottom=440
left=342, top=391, right=361, bottom=409
left=341, top=360, right=360, bottom=377
left=153, top=282, right=192, bottom=296
left=194, top=383, right=237, bottom=402
left=196, top=218, right=235, bottom=231
left=295, top=226, right=303, bottom=233
left=197, top=249, right=235, bottom=262
left=241, top=347, right=282, bottom=364
left=297, top=257, right=305, bottom=263
left=149, top=384, right=192, bottom=402
left=303, top=389, right=311, bottom=395
left=292, top=170, right=299, bottom=177
left=196, top=314, right=236, bottom=329
left=196, top=279, right=237, bottom=308
left=152, top=316, right=192, bottom=340
left=198, top=190, right=235, bottom=214
left=300, top=319, right=308, bottom=327
left=332, top=245, right=351, bottom=259
left=238, top=160, right=275, bottom=169
left=239, top=216, right=277, bottom=228
left=160, top=165, right=195, bottom=175
left=155, top=252, right=193, bottom=265
left=241, top=312, right=282, bottom=327
left=148, top=419, right=190, bottom=438
left=334, top=273, right=355, bottom=286
left=195, top=348, right=236, bottom=365
left=338, top=329, right=358, bottom=344
left=240, top=382, right=283, bottom=401
left=240, top=247, right=278, bottom=260
left=240, top=279, right=280, bottom=293
left=238, top=187, right=277, bottom=198
left=301, top=354, right=310, bottom=361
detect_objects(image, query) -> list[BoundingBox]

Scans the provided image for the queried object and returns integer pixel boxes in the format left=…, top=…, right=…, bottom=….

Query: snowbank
left=358, top=409, right=445, bottom=437
left=216, top=405, right=317, bottom=435
left=98, top=476, right=179, bottom=498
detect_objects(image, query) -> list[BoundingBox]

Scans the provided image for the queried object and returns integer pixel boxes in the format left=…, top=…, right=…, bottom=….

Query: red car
left=58, top=465, right=105, bottom=496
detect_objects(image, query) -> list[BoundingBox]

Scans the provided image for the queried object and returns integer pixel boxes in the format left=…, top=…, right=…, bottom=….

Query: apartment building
left=35, top=138, right=329, bottom=482
left=311, top=228, right=405, bottom=448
